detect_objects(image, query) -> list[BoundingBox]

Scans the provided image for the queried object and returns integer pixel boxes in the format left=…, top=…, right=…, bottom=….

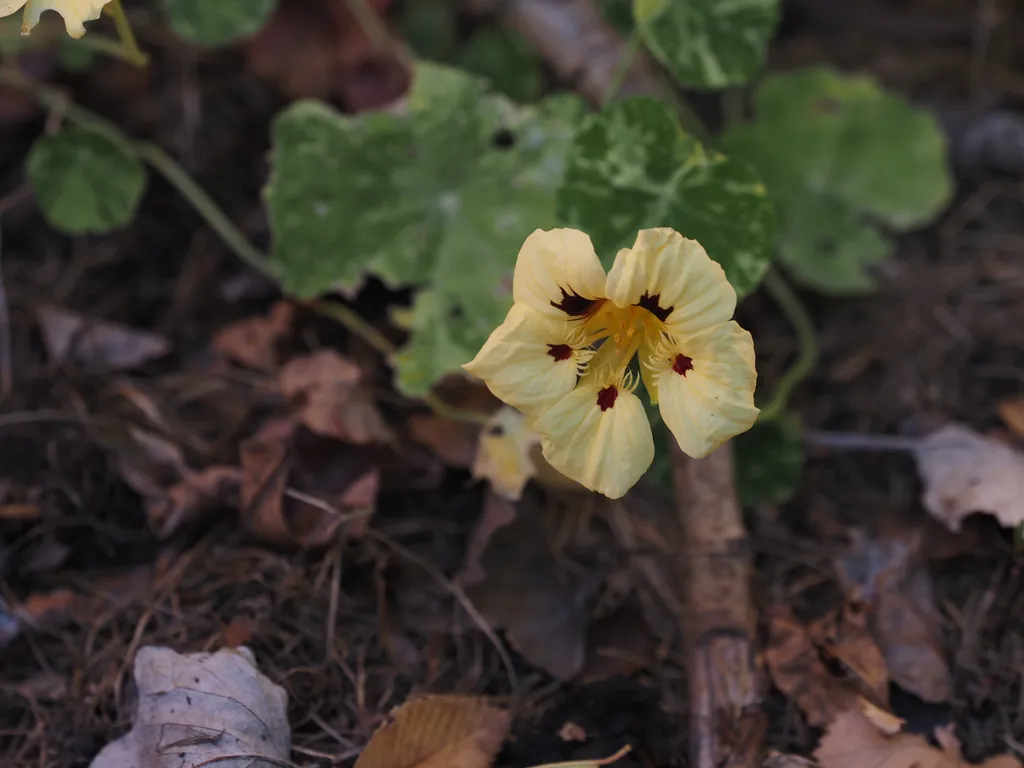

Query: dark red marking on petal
left=636, top=291, right=673, bottom=323
left=597, top=385, right=618, bottom=411
left=551, top=287, right=599, bottom=317
left=547, top=344, right=572, bottom=361
left=673, top=354, right=694, bottom=376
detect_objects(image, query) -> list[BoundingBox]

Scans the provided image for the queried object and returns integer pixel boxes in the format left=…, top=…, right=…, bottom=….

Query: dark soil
left=3, top=0, right=1024, bottom=766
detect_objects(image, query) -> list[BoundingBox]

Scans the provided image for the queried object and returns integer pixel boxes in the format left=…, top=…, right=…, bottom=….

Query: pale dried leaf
left=461, top=490, right=517, bottom=586
left=147, top=466, right=241, bottom=539
left=815, top=708, right=1023, bottom=768
left=36, top=305, right=169, bottom=371
left=913, top=424, right=1024, bottom=531
left=89, top=646, right=290, bottom=768
left=859, top=697, right=904, bottom=735
left=213, top=301, right=295, bottom=371
left=471, top=406, right=539, bottom=501
left=279, top=350, right=392, bottom=444
left=354, top=694, right=510, bottom=768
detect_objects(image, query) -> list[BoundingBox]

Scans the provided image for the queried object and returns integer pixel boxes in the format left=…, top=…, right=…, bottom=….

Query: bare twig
left=673, top=444, right=766, bottom=768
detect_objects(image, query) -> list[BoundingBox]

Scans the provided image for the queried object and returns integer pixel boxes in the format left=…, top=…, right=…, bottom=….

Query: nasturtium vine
left=734, top=413, right=805, bottom=506
left=266, top=63, right=583, bottom=395
left=720, top=67, right=953, bottom=294
left=633, top=0, right=780, bottom=89
left=558, top=97, right=778, bottom=299
left=28, top=123, right=146, bottom=235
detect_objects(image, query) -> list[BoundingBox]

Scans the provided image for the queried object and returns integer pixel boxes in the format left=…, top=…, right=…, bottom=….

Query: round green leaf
left=720, top=67, right=953, bottom=294
left=634, top=0, right=779, bottom=89
left=456, top=27, right=545, bottom=103
left=266, top=63, right=584, bottom=395
left=557, top=96, right=778, bottom=298
left=734, top=413, right=804, bottom=506
left=28, top=124, right=146, bottom=235
left=163, top=0, right=277, bottom=47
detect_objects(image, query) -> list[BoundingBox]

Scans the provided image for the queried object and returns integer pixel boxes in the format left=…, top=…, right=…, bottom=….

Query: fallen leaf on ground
left=764, top=606, right=870, bottom=726
left=279, top=350, right=392, bottom=444
left=89, top=646, right=290, bottom=768
left=36, top=304, right=169, bottom=371
left=147, top=466, right=241, bottom=539
left=472, top=406, right=539, bottom=501
left=0, top=503, right=40, bottom=520
left=998, top=397, right=1024, bottom=440
left=577, top=604, right=659, bottom=684
left=466, top=498, right=594, bottom=680
left=461, top=489, right=518, bottom=586
left=354, top=694, right=510, bottom=768
left=240, top=422, right=380, bottom=547
left=811, top=603, right=890, bottom=708
left=814, top=707, right=1021, bottom=768
left=913, top=423, right=1024, bottom=531
left=212, top=301, right=295, bottom=371
left=834, top=528, right=952, bottom=703
left=409, top=412, right=479, bottom=468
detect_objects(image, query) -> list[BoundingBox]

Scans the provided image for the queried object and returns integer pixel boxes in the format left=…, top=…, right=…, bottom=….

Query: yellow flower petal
left=513, top=228, right=608, bottom=323
left=0, top=2, right=29, bottom=22
left=605, top=228, right=736, bottom=338
left=463, top=304, right=586, bottom=418
left=654, top=321, right=759, bottom=458
left=533, top=378, right=654, bottom=499
left=23, top=0, right=107, bottom=37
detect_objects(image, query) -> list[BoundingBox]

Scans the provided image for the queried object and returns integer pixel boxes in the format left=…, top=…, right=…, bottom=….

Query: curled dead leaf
left=409, top=412, right=480, bottom=468
left=834, top=529, right=952, bottom=703
left=240, top=423, right=379, bottom=547
left=279, top=350, right=392, bottom=444
left=89, top=646, right=290, bottom=768
left=36, top=304, right=169, bottom=371
left=913, top=423, right=1024, bottom=531
left=814, top=708, right=1022, bottom=768
left=354, top=694, right=510, bottom=768
left=212, top=301, right=295, bottom=371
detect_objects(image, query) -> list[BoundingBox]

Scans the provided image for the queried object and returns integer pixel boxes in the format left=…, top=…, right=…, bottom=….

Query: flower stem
left=105, top=0, right=149, bottom=67
left=603, top=30, right=641, bottom=107
left=758, top=269, right=818, bottom=422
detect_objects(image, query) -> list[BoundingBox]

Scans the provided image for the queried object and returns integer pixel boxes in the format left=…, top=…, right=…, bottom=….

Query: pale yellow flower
left=0, top=0, right=108, bottom=38
left=464, top=227, right=759, bottom=499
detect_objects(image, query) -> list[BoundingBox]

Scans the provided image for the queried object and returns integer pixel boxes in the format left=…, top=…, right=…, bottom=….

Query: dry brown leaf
left=354, top=694, right=510, bottom=768
left=36, top=304, right=169, bottom=371
left=89, top=646, right=290, bottom=768
left=913, top=423, right=1024, bottom=531
left=577, top=604, right=658, bottom=684
left=212, top=301, right=295, bottom=371
left=835, top=529, right=952, bottom=703
left=240, top=423, right=379, bottom=547
left=814, top=708, right=1022, bottom=768
left=409, top=413, right=480, bottom=468
left=472, top=406, right=539, bottom=501
left=461, top=490, right=518, bottom=586
left=811, top=604, right=889, bottom=708
left=465, top=499, right=592, bottom=680
left=279, top=350, right=392, bottom=444
left=147, top=466, right=241, bottom=539
left=997, top=397, right=1024, bottom=440
left=859, top=696, right=905, bottom=735
left=764, top=606, right=861, bottom=726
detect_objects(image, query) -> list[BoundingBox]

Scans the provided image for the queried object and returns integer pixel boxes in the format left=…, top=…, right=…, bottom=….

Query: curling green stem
left=758, top=269, right=818, bottom=422
left=309, top=299, right=396, bottom=357
left=603, top=30, right=641, bottom=107
left=106, top=0, right=148, bottom=67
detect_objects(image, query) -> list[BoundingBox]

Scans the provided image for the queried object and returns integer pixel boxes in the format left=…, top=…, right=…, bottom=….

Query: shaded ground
left=3, top=0, right=1024, bottom=766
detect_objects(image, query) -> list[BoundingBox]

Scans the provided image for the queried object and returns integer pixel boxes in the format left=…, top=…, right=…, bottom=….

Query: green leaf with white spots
left=633, top=0, right=779, bottom=89
left=733, top=413, right=805, bottom=506
left=28, top=124, right=146, bottom=235
left=557, top=96, right=778, bottom=298
left=266, top=63, right=583, bottom=395
left=163, top=0, right=277, bottom=47
left=720, top=68, right=953, bottom=294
